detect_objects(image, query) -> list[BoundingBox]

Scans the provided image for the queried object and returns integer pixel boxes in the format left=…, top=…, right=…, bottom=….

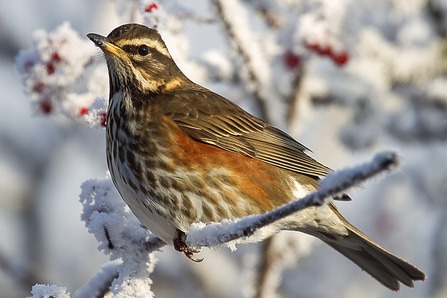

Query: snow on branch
left=186, top=151, right=399, bottom=250
left=27, top=284, right=70, bottom=298
left=29, top=175, right=167, bottom=298
left=78, top=176, right=165, bottom=297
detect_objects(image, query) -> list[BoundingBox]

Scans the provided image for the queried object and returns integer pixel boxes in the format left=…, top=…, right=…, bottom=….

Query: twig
left=212, top=0, right=269, bottom=121
left=427, top=0, right=447, bottom=38
left=176, top=13, right=216, bottom=24
left=254, top=236, right=279, bottom=298
left=250, top=1, right=285, bottom=30
left=130, top=0, right=139, bottom=23
left=286, top=69, right=305, bottom=126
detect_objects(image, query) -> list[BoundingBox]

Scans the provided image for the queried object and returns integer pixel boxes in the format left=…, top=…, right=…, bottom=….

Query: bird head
left=87, top=23, right=184, bottom=95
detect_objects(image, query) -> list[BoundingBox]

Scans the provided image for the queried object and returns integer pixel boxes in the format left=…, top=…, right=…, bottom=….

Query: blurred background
left=1, top=0, right=446, bottom=297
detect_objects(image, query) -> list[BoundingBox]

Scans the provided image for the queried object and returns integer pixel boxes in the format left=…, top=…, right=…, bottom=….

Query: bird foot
left=173, top=230, right=203, bottom=262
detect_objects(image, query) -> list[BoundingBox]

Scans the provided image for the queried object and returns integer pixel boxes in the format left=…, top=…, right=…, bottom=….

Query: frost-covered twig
left=187, top=151, right=399, bottom=249
left=27, top=284, right=70, bottom=298
left=212, top=0, right=270, bottom=121
left=79, top=177, right=165, bottom=297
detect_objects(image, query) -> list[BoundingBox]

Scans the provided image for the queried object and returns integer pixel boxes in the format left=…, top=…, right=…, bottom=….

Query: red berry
left=51, top=52, right=61, bottom=62
left=46, top=63, right=56, bottom=75
left=40, top=101, right=52, bottom=114
left=333, top=51, right=349, bottom=66
left=284, top=50, right=301, bottom=69
left=99, top=112, right=107, bottom=127
left=145, top=3, right=158, bottom=12
left=33, top=81, right=45, bottom=93
left=79, top=107, right=89, bottom=116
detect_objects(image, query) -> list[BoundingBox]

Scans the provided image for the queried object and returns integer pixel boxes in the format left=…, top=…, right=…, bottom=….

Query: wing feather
left=163, top=88, right=329, bottom=177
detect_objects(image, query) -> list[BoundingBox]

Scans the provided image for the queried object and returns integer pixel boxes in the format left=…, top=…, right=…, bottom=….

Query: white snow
left=79, top=176, right=164, bottom=297
left=27, top=284, right=70, bottom=298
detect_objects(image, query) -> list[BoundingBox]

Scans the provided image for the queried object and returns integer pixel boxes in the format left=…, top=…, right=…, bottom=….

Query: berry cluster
left=34, top=50, right=64, bottom=113
left=305, top=42, right=349, bottom=66
left=283, top=44, right=349, bottom=71
left=15, top=22, right=106, bottom=123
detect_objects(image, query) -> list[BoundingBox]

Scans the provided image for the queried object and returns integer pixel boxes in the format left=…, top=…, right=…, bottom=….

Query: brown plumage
left=87, top=23, right=425, bottom=291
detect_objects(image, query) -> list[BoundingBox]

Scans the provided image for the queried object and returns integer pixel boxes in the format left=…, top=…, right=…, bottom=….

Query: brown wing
left=162, top=86, right=330, bottom=178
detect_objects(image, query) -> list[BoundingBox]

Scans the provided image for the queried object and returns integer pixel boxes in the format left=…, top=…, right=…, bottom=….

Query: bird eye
left=138, top=45, right=149, bottom=56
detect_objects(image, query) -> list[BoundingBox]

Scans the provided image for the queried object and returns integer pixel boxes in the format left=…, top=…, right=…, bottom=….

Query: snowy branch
left=27, top=284, right=70, bottom=298
left=79, top=177, right=165, bottom=297
left=212, top=0, right=271, bottom=121
left=186, top=151, right=399, bottom=249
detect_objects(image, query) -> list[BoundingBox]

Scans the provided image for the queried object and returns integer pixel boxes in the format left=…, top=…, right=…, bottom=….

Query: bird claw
left=173, top=230, right=204, bottom=262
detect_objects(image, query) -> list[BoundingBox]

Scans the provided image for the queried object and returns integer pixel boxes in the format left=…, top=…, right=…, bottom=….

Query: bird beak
left=87, top=33, right=121, bottom=57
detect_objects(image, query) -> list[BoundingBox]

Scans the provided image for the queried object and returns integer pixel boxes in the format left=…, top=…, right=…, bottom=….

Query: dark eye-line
left=138, top=45, right=149, bottom=56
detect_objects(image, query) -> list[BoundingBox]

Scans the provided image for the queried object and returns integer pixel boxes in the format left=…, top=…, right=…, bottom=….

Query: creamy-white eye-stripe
left=115, top=37, right=172, bottom=58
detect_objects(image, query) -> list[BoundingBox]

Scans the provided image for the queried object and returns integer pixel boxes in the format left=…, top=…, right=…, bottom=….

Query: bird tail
left=319, top=204, right=426, bottom=291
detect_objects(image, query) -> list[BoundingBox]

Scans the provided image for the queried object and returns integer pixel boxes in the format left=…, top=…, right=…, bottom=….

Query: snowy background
left=1, top=0, right=447, bottom=297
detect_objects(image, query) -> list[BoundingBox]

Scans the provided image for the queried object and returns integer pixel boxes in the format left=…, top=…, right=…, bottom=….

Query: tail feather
left=321, top=203, right=426, bottom=291
left=364, top=245, right=416, bottom=287
left=323, top=235, right=424, bottom=291
left=324, top=241, right=399, bottom=290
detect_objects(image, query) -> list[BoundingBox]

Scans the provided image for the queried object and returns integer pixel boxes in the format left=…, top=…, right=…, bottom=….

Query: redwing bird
left=87, top=23, right=425, bottom=291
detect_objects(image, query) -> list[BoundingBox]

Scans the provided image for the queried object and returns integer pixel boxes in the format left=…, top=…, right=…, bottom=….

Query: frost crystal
left=28, top=284, right=70, bottom=298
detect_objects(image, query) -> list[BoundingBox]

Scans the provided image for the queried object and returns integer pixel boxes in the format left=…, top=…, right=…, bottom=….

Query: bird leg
left=173, top=229, right=203, bottom=262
